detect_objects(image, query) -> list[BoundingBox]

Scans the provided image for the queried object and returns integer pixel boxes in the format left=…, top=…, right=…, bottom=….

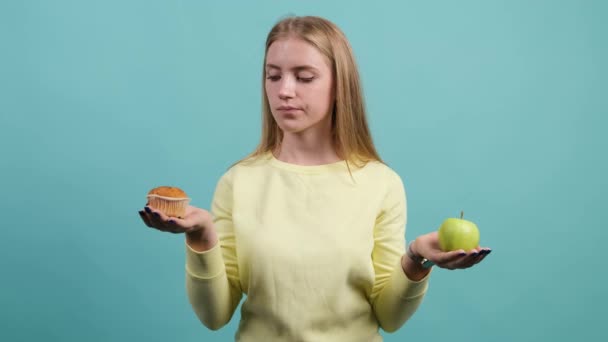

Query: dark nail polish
left=153, top=212, right=160, bottom=218
left=138, top=211, right=144, bottom=215
left=144, top=207, right=151, bottom=213
left=459, top=252, right=467, bottom=256
left=485, top=249, right=492, bottom=255
left=168, top=220, right=175, bottom=224
left=471, top=252, right=478, bottom=257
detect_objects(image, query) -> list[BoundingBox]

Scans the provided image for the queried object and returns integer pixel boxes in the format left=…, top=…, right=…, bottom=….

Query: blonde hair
left=239, top=16, right=383, bottom=168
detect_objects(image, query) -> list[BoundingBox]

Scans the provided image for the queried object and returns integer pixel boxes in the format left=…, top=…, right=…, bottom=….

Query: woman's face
left=265, top=37, right=335, bottom=135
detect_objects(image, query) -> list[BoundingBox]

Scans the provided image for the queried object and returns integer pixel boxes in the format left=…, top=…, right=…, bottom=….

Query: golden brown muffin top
left=148, top=186, right=188, bottom=198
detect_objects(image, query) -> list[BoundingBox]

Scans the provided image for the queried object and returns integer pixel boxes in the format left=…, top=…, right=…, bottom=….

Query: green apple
left=438, top=211, right=480, bottom=252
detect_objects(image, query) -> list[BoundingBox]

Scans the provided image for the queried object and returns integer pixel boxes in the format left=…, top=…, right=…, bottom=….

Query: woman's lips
left=277, top=106, right=301, bottom=111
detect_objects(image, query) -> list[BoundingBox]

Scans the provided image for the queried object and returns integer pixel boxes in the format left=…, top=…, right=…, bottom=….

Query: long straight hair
left=238, top=16, right=383, bottom=168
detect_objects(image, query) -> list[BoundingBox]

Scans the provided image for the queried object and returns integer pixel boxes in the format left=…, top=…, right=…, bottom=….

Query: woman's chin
left=277, top=121, right=306, bottom=134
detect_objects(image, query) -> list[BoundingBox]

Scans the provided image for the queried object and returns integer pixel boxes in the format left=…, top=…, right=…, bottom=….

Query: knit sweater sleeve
left=185, top=170, right=243, bottom=330
left=370, top=168, right=431, bottom=332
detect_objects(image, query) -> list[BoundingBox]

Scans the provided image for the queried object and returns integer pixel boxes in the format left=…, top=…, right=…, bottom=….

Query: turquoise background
left=1, top=0, right=606, bottom=341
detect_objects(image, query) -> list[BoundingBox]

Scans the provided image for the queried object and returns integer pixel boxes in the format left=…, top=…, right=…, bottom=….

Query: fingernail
left=168, top=220, right=175, bottom=224
left=144, top=207, right=151, bottom=213
left=459, top=252, right=467, bottom=256
left=153, top=212, right=160, bottom=218
left=471, top=252, right=479, bottom=256
left=485, top=249, right=492, bottom=255
left=138, top=211, right=144, bottom=215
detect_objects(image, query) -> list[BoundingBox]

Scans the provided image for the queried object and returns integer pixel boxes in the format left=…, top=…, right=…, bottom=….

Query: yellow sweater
left=185, top=153, right=431, bottom=341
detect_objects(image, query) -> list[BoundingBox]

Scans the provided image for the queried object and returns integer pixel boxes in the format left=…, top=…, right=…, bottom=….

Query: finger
left=459, top=249, right=483, bottom=268
left=159, top=214, right=195, bottom=234
left=142, top=207, right=167, bottom=231
left=473, top=248, right=492, bottom=265
left=145, top=206, right=167, bottom=224
left=167, top=216, right=192, bottom=230
left=473, top=254, right=487, bottom=265
left=165, top=219, right=189, bottom=234
left=451, top=248, right=492, bottom=268
left=433, top=249, right=468, bottom=265
left=437, top=247, right=478, bottom=269
left=434, top=253, right=469, bottom=270
left=138, top=210, right=154, bottom=228
left=145, top=206, right=172, bottom=231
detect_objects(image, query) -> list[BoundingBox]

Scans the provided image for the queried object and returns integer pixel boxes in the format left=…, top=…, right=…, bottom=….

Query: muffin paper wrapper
left=146, top=195, right=190, bottom=218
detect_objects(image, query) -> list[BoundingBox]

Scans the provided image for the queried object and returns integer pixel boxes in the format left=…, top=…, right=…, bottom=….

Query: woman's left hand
left=412, top=231, right=492, bottom=270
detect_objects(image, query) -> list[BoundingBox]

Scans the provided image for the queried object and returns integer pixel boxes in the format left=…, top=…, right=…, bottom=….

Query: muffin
left=146, top=186, right=190, bottom=218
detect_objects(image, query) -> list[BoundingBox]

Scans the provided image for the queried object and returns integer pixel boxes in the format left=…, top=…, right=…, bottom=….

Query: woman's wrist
left=402, top=239, right=432, bottom=281
left=186, top=227, right=218, bottom=252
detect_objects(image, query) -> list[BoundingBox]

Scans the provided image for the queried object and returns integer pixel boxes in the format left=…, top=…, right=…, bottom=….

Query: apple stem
left=461, top=210, right=464, bottom=219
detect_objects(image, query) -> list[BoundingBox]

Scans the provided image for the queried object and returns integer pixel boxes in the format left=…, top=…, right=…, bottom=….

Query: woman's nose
left=278, top=77, right=295, bottom=99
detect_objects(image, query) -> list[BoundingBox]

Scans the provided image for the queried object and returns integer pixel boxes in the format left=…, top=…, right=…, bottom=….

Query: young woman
left=139, top=16, right=491, bottom=341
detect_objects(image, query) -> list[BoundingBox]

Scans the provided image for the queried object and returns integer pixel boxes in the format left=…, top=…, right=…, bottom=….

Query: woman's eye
left=266, top=75, right=281, bottom=81
left=298, top=77, right=314, bottom=83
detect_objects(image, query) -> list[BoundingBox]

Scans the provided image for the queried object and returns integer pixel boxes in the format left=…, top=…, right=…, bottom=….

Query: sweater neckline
left=265, top=152, right=348, bottom=174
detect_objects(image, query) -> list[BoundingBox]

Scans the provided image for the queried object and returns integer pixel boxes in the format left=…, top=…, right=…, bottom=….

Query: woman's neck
left=274, top=132, right=341, bottom=166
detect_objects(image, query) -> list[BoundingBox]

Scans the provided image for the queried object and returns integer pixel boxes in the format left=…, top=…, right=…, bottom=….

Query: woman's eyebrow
left=265, top=63, right=319, bottom=72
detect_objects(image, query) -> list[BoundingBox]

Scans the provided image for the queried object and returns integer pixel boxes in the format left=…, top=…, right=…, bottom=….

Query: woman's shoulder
left=344, top=159, right=405, bottom=197
left=355, top=158, right=402, bottom=179
left=232, top=152, right=273, bottom=171
left=217, top=152, right=273, bottom=180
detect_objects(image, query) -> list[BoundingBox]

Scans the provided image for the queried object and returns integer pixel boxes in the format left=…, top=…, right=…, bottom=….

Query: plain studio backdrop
left=1, top=1, right=606, bottom=341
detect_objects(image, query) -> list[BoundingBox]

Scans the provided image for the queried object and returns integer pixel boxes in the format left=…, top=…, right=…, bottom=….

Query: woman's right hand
left=138, top=204, right=213, bottom=235
left=138, top=204, right=218, bottom=251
